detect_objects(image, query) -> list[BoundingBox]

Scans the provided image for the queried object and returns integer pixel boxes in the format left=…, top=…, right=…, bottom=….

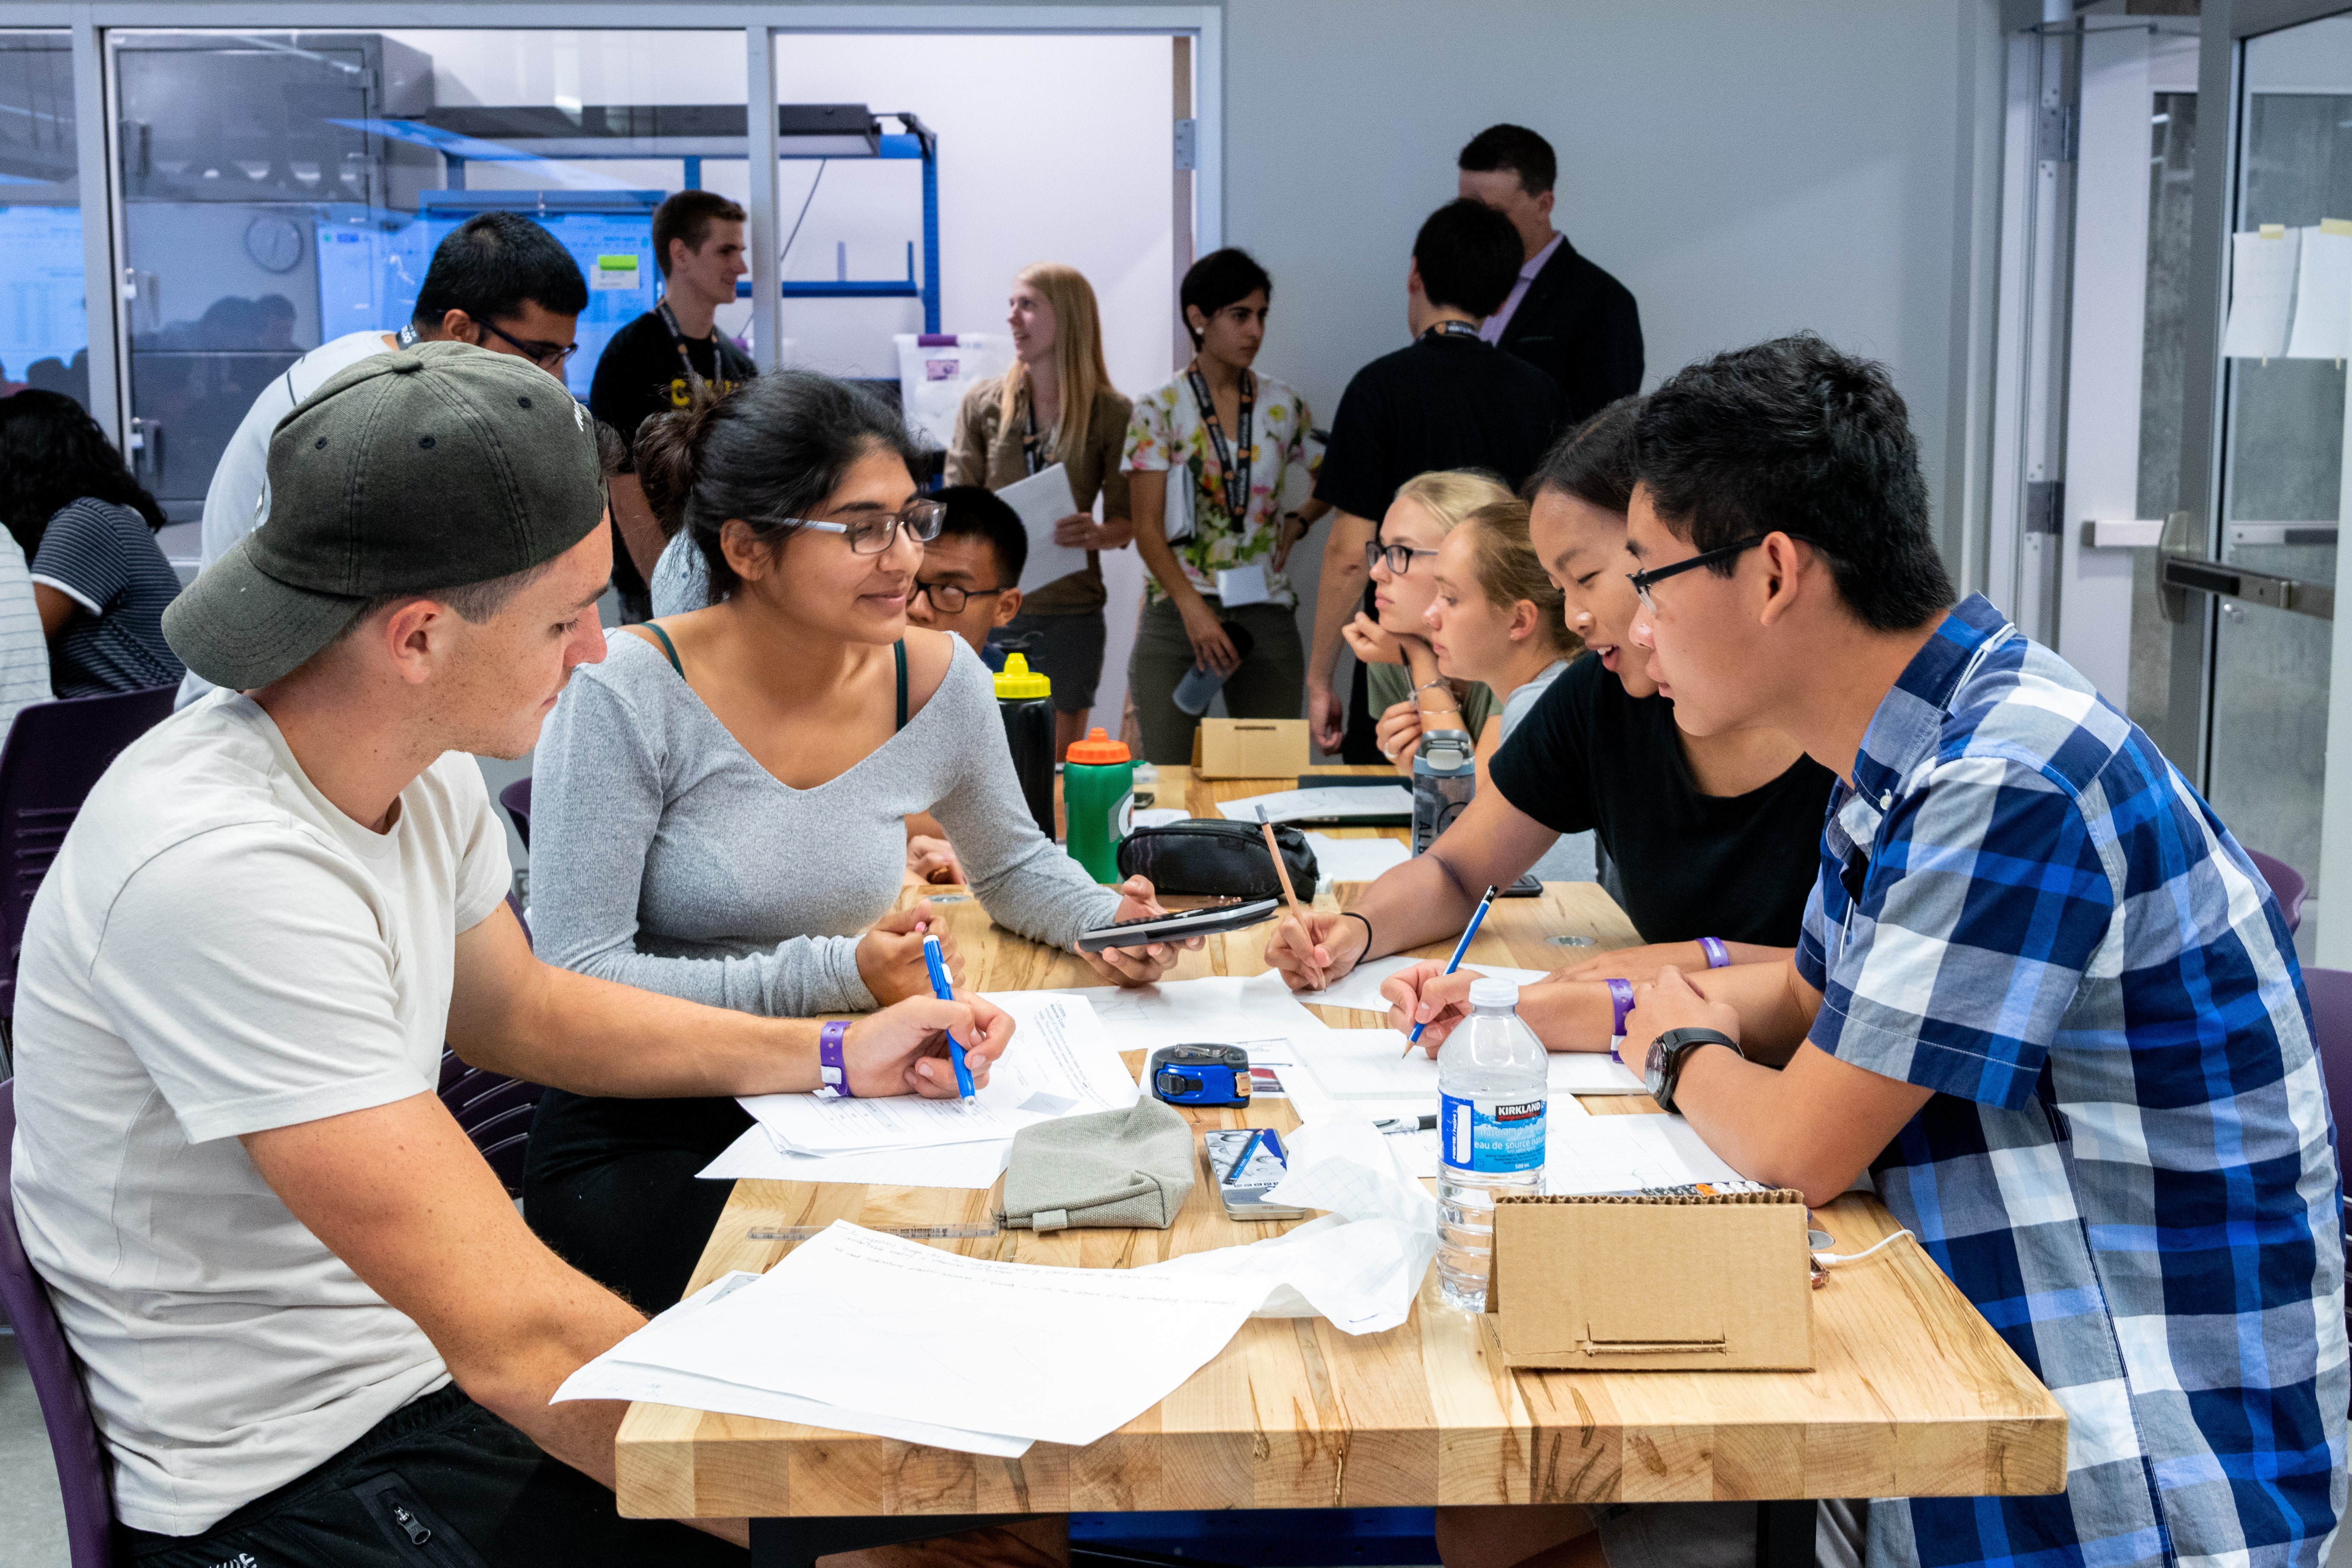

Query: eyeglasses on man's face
left=477, top=317, right=579, bottom=372
left=1365, top=540, right=1442, bottom=575
left=791, top=498, right=948, bottom=555
left=1627, top=532, right=1823, bottom=613
left=911, top=578, right=1010, bottom=615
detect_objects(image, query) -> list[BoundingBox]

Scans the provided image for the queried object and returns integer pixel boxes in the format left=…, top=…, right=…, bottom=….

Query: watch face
left=1643, top=1033, right=1671, bottom=1100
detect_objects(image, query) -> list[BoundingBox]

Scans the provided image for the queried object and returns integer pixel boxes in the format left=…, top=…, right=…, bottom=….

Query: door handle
left=2158, top=556, right=2334, bottom=620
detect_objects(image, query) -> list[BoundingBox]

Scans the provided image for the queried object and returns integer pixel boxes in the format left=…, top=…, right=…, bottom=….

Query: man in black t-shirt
left=1307, top=197, right=1568, bottom=760
left=588, top=191, right=755, bottom=619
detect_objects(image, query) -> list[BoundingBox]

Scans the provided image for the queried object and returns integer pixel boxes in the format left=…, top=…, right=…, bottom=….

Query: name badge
left=1214, top=563, right=1272, bottom=608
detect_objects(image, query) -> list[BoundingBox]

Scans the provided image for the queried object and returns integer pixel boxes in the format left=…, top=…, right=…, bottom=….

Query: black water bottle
left=994, top=654, right=1057, bottom=840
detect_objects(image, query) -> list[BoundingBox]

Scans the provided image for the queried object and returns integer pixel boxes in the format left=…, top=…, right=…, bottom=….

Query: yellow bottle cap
left=993, top=652, right=1051, bottom=699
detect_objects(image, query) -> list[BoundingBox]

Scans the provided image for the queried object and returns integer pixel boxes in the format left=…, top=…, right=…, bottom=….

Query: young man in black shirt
left=1456, top=123, right=1644, bottom=424
left=1306, top=197, right=1568, bottom=760
left=588, top=190, right=755, bottom=618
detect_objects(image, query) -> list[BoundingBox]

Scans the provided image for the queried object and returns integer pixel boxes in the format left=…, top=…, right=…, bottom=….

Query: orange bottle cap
left=1064, top=726, right=1131, bottom=765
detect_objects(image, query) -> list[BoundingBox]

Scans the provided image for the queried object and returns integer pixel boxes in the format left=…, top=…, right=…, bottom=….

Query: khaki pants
left=1127, top=596, right=1306, bottom=765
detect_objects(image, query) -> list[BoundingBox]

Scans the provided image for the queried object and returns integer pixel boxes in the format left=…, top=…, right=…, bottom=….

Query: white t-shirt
left=1497, top=657, right=1571, bottom=746
left=0, top=528, right=52, bottom=735
left=8, top=690, right=512, bottom=1534
left=176, top=329, right=397, bottom=707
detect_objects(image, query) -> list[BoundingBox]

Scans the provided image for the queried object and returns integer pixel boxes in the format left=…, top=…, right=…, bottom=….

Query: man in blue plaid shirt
left=1576, top=335, right=2345, bottom=1568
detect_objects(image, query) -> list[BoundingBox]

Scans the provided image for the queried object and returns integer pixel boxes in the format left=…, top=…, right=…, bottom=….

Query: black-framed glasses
left=477, top=317, right=579, bottom=372
left=1627, top=533, right=1822, bottom=612
left=790, top=498, right=948, bottom=555
left=1365, top=540, right=1442, bottom=575
left=912, top=578, right=1009, bottom=614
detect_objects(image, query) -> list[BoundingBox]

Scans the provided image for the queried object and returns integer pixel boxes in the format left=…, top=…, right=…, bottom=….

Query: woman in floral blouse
left=1122, top=248, right=1325, bottom=763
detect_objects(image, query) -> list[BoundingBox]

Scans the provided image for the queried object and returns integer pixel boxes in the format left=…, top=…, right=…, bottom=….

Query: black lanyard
left=1421, top=320, right=1483, bottom=343
left=657, top=301, right=724, bottom=391
left=1184, top=364, right=1254, bottom=521
left=1021, top=394, right=1049, bottom=477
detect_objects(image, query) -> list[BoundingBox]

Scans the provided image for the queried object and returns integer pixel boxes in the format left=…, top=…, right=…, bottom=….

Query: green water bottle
left=1063, top=726, right=1135, bottom=884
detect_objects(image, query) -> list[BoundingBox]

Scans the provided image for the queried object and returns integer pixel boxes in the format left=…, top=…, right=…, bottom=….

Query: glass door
left=0, top=31, right=89, bottom=415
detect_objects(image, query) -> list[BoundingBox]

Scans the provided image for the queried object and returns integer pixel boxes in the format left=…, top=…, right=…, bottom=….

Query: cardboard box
left=1485, top=1190, right=1815, bottom=1371
left=1191, top=719, right=1309, bottom=779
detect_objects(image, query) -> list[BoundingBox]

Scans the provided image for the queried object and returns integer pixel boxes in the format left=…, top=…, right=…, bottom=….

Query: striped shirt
left=0, top=527, right=52, bottom=734
left=1798, top=593, right=2345, bottom=1567
left=29, top=498, right=184, bottom=698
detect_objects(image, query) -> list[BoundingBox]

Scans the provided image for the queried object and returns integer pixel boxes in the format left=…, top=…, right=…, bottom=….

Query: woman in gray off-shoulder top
left=524, top=370, right=1188, bottom=1309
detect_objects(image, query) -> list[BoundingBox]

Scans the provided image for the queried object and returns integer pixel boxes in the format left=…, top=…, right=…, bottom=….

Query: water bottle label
left=1439, top=1093, right=1546, bottom=1173
left=1115, top=792, right=1134, bottom=839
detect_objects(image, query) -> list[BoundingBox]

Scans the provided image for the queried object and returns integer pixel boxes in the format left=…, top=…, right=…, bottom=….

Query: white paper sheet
left=1543, top=1112, right=1748, bottom=1195
left=2287, top=226, right=2352, bottom=359
left=584, top=1222, right=1265, bottom=1448
left=1137, top=1113, right=1438, bottom=1334
left=1300, top=832, right=1411, bottom=883
left=1289, top=1028, right=1642, bottom=1101
left=697, top=1124, right=1014, bottom=1188
left=1216, top=786, right=1413, bottom=825
left=740, top=996, right=1135, bottom=1156
left=1131, top=806, right=1190, bottom=830
left=995, top=463, right=1091, bottom=590
left=999, top=972, right=1331, bottom=1055
left=555, top=1271, right=1034, bottom=1455
left=1291, top=954, right=1550, bottom=1015
left=2225, top=228, right=2301, bottom=360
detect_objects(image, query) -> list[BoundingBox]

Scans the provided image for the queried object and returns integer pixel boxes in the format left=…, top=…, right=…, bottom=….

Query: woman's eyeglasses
left=1626, top=533, right=1823, bottom=612
left=791, top=499, right=948, bottom=555
left=1364, top=540, right=1442, bottom=575
left=911, top=579, right=1009, bottom=614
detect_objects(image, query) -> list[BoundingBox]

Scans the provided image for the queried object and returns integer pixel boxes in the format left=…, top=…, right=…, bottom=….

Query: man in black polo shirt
left=1306, top=197, right=1567, bottom=759
left=1457, top=123, right=1643, bottom=423
left=588, top=190, right=755, bottom=619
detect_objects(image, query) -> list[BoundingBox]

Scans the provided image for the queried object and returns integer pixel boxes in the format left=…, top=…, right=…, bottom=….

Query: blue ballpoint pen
left=921, top=934, right=976, bottom=1100
left=1407, top=885, right=1500, bottom=1053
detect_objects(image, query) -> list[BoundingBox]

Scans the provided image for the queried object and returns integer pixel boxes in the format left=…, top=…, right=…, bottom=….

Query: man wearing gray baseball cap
left=9, top=343, right=1057, bottom=1567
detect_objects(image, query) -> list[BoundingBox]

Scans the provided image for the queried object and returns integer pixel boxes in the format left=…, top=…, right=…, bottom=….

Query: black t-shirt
left=1312, top=333, right=1568, bottom=520
left=1487, top=655, right=1836, bottom=946
left=587, top=308, right=757, bottom=450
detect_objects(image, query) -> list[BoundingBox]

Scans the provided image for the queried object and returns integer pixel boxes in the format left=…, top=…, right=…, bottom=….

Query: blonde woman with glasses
left=948, top=262, right=1134, bottom=757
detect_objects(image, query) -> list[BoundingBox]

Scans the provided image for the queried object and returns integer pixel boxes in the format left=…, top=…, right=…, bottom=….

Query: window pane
left=0, top=31, right=89, bottom=415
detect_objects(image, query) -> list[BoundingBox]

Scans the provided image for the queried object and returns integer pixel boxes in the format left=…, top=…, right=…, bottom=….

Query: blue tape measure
left=1148, top=1043, right=1252, bottom=1107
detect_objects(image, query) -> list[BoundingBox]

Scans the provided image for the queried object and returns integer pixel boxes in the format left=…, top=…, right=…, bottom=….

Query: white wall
left=1196, top=0, right=1976, bottom=686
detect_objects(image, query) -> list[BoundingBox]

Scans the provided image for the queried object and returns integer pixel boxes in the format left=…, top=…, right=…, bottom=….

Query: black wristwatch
left=1643, top=1027, right=1744, bottom=1114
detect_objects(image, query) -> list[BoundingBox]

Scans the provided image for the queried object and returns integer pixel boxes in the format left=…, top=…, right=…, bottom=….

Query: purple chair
left=0, top=1079, right=117, bottom=1567
left=2250, top=849, right=2308, bottom=935
left=499, top=775, right=532, bottom=851
left=1, top=686, right=177, bottom=1028
left=439, top=893, right=543, bottom=1197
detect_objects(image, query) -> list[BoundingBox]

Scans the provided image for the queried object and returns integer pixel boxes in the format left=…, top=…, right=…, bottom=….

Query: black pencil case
left=1117, top=820, right=1320, bottom=902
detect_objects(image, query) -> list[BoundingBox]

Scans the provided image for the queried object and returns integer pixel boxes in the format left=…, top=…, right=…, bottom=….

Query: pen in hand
left=1408, top=884, right=1499, bottom=1055
left=1257, top=805, right=1322, bottom=988
left=921, top=933, right=976, bottom=1101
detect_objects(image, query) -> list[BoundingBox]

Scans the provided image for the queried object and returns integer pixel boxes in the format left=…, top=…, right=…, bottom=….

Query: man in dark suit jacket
left=1457, top=123, right=1643, bottom=424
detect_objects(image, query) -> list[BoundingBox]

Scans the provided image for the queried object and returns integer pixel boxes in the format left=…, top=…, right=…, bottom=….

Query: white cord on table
left=1812, top=1228, right=1915, bottom=1268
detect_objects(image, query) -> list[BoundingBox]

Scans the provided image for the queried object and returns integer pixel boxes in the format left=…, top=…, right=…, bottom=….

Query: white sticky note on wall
left=2286, top=226, right=2352, bottom=360
left=2224, top=228, right=2300, bottom=360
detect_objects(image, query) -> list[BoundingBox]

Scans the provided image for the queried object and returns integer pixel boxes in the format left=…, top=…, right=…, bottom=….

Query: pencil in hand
left=1257, top=805, right=1323, bottom=988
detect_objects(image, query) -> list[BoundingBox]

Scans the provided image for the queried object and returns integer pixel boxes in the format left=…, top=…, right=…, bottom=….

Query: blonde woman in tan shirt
left=947, top=262, right=1134, bottom=757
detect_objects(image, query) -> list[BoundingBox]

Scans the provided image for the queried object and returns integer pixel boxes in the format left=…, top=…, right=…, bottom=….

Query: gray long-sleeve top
left=530, top=630, right=1121, bottom=1015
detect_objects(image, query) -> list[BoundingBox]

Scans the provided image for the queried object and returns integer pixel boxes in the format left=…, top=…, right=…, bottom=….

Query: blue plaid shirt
left=1796, top=594, right=2345, bottom=1568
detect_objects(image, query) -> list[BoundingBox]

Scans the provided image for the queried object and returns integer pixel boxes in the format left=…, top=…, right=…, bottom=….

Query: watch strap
left=1698, top=936, right=1731, bottom=969
left=818, top=1019, right=852, bottom=1098
left=1646, top=1026, right=1743, bottom=1114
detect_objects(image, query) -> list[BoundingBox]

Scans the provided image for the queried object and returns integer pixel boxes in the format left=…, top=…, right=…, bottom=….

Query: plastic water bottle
left=1436, top=978, right=1549, bottom=1312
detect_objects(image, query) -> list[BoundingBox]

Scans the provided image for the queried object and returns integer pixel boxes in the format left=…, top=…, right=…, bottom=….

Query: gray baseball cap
left=163, top=340, right=606, bottom=692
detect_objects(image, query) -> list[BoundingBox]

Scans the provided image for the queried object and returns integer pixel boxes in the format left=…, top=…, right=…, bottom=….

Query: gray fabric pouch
left=1000, top=1098, right=1196, bottom=1233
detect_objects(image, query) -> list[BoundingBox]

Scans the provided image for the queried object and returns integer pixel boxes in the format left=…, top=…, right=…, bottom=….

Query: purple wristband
left=1606, top=978, right=1635, bottom=1062
left=818, top=1019, right=852, bottom=1098
left=1698, top=936, right=1731, bottom=970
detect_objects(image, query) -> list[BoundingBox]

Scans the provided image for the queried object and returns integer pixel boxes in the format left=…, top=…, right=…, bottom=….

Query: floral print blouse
left=1121, top=369, right=1319, bottom=608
